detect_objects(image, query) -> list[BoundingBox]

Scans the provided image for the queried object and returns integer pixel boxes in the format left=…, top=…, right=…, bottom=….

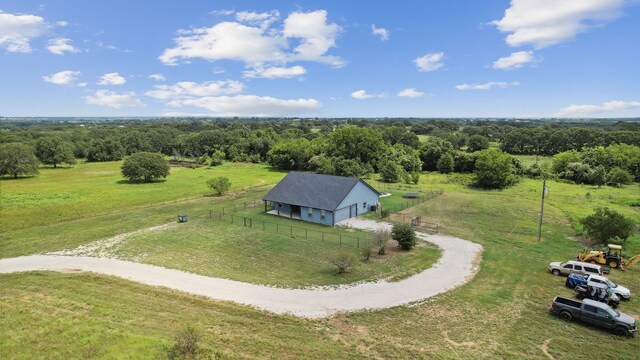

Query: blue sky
left=1, top=0, right=639, bottom=118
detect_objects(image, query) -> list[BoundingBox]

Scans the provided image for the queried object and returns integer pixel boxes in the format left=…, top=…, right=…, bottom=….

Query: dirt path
left=0, top=218, right=482, bottom=318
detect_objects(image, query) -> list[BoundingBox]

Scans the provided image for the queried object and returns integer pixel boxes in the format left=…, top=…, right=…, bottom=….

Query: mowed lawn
left=0, top=161, right=285, bottom=232
left=113, top=213, right=440, bottom=287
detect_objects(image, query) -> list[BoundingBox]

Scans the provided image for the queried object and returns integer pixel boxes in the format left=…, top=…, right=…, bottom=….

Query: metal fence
left=210, top=212, right=371, bottom=249
left=379, top=188, right=444, bottom=216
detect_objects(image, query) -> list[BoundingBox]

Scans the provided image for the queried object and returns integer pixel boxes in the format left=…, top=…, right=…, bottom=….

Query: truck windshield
left=608, top=308, right=619, bottom=317
left=606, top=279, right=617, bottom=288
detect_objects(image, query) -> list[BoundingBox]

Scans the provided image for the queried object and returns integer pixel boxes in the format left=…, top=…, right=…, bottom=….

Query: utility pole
left=537, top=178, right=546, bottom=242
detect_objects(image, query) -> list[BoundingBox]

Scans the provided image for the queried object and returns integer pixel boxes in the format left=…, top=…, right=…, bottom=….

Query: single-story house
left=262, top=172, right=381, bottom=226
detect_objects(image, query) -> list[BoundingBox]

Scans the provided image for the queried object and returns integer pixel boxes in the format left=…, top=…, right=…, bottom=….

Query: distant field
left=514, top=154, right=552, bottom=167
left=0, top=161, right=285, bottom=232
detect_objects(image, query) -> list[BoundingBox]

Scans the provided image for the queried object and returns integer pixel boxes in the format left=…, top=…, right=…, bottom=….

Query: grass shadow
left=116, top=179, right=168, bottom=185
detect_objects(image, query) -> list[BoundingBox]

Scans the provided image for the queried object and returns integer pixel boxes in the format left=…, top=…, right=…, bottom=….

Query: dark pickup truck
left=550, top=296, right=637, bottom=336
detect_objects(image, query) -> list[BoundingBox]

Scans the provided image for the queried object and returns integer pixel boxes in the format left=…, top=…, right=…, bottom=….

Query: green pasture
left=1, top=166, right=639, bottom=358
left=0, top=161, right=285, bottom=232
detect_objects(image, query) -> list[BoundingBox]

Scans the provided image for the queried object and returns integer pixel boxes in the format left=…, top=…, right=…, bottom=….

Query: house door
left=350, top=204, right=357, bottom=217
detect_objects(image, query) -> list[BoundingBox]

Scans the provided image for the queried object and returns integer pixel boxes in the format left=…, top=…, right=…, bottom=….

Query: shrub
left=166, top=326, right=202, bottom=360
left=371, top=228, right=391, bottom=255
left=207, top=176, right=231, bottom=195
left=409, top=172, right=421, bottom=184
left=466, top=135, right=490, bottom=152
left=607, top=167, right=633, bottom=187
left=379, top=159, right=404, bottom=183
left=209, top=150, right=225, bottom=166
left=329, top=252, right=358, bottom=274
left=121, top=152, right=170, bottom=183
left=361, top=247, right=372, bottom=261
left=392, top=223, right=417, bottom=250
left=582, top=207, right=635, bottom=244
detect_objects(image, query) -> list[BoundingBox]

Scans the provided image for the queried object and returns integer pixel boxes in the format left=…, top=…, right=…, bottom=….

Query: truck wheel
left=609, top=260, right=618, bottom=268
left=613, top=327, right=628, bottom=336
left=560, top=311, right=572, bottom=321
left=589, top=260, right=597, bottom=264
left=552, top=269, right=560, bottom=276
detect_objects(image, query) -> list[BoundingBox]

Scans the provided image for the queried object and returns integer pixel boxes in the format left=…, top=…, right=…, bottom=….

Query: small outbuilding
left=263, top=172, right=381, bottom=226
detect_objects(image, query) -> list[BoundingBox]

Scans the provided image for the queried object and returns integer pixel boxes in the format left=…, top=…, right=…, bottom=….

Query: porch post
left=264, top=200, right=267, bottom=212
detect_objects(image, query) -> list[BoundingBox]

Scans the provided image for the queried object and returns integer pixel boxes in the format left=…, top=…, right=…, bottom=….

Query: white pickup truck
left=565, top=273, right=631, bottom=300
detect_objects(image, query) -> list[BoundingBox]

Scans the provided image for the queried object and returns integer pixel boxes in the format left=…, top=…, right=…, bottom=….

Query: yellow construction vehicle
left=577, top=244, right=639, bottom=270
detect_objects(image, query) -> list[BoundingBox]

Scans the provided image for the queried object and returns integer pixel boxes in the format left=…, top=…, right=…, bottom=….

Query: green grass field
left=1, top=164, right=639, bottom=358
left=0, top=161, right=286, bottom=232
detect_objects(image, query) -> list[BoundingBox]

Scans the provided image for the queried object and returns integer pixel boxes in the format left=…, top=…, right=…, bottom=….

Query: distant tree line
left=1, top=118, right=638, bottom=189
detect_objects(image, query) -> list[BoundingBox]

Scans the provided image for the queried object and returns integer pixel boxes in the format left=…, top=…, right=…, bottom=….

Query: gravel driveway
left=0, top=218, right=482, bottom=318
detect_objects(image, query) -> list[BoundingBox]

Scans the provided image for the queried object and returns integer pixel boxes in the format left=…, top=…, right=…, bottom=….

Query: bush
left=329, top=252, right=358, bottom=274
left=409, top=172, right=420, bottom=184
left=582, top=207, right=635, bottom=244
left=121, top=152, right=170, bottom=183
left=466, top=135, right=490, bottom=152
left=392, top=223, right=417, bottom=250
left=607, top=167, right=633, bottom=187
left=371, top=228, right=391, bottom=255
left=209, top=150, right=225, bottom=166
left=361, top=247, right=372, bottom=261
left=379, top=159, right=404, bottom=183
left=207, top=176, right=231, bottom=195
left=166, top=326, right=202, bottom=360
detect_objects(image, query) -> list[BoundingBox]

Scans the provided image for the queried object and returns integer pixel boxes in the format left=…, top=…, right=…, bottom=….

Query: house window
left=363, top=202, right=367, bottom=209
left=307, top=207, right=313, bottom=218
left=320, top=209, right=326, bottom=220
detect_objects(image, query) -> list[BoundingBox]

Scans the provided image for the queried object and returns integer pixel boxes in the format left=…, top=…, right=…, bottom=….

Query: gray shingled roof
left=263, top=172, right=379, bottom=211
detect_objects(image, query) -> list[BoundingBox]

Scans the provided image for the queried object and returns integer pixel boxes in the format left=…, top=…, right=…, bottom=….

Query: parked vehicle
left=565, top=273, right=631, bottom=300
left=574, top=284, right=620, bottom=308
left=548, top=260, right=605, bottom=276
left=549, top=296, right=637, bottom=336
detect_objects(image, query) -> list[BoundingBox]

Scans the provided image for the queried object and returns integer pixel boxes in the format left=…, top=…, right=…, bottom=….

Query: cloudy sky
left=1, top=0, right=639, bottom=118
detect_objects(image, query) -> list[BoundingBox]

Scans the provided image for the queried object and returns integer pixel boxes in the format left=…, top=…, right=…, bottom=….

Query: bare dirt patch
left=47, top=222, right=177, bottom=258
left=540, top=338, right=555, bottom=360
left=442, top=331, right=476, bottom=347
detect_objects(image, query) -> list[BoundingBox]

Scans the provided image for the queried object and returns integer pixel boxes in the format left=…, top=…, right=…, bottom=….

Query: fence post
left=276, top=223, right=279, bottom=233
left=305, top=229, right=308, bottom=239
left=357, top=237, right=360, bottom=248
left=340, top=234, right=342, bottom=245
left=290, top=226, right=293, bottom=236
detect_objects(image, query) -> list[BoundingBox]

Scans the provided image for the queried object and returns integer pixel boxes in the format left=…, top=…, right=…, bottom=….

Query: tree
left=551, top=150, right=581, bottom=174
left=87, top=138, right=125, bottom=162
left=0, top=143, right=39, bottom=179
left=453, top=151, right=476, bottom=173
left=121, top=152, right=170, bottom=182
left=35, top=136, right=76, bottom=168
left=589, top=166, right=606, bottom=188
left=582, top=207, right=635, bottom=244
left=466, top=135, right=490, bottom=152
left=382, top=126, right=420, bottom=148
left=267, top=138, right=315, bottom=170
left=332, top=157, right=371, bottom=177
left=379, top=158, right=404, bottom=183
left=606, top=167, right=633, bottom=187
left=419, top=138, right=454, bottom=171
left=207, top=176, right=231, bottom=195
left=474, top=149, right=517, bottom=189
left=437, top=152, right=454, bottom=174
left=392, top=223, right=417, bottom=250
left=329, top=252, right=357, bottom=274
left=327, top=126, right=384, bottom=168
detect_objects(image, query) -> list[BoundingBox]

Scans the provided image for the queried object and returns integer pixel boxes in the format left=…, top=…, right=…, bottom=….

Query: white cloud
left=371, top=24, right=390, bottom=41
left=210, top=9, right=234, bottom=17
left=85, top=90, right=145, bottom=108
left=149, top=73, right=166, bottom=81
left=145, top=80, right=244, bottom=100
left=414, top=52, right=444, bottom=72
left=397, top=88, right=425, bottom=98
left=351, top=90, right=384, bottom=99
left=98, top=72, right=126, bottom=85
left=493, top=51, right=536, bottom=69
left=170, top=95, right=321, bottom=116
left=42, top=70, right=81, bottom=85
left=0, top=12, right=48, bottom=52
left=77, top=82, right=87, bottom=87
left=56, top=20, right=69, bottom=27
left=492, top=0, right=626, bottom=48
left=159, top=9, right=343, bottom=68
left=235, top=10, right=279, bottom=28
left=555, top=100, right=640, bottom=117
left=455, top=81, right=520, bottom=90
left=47, top=38, right=79, bottom=55
left=243, top=65, right=306, bottom=79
